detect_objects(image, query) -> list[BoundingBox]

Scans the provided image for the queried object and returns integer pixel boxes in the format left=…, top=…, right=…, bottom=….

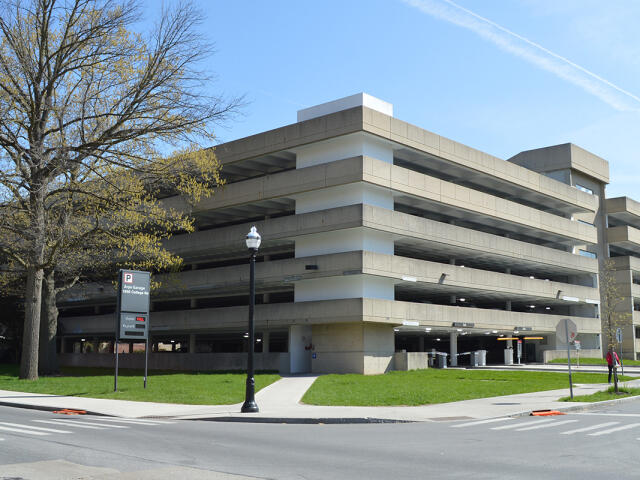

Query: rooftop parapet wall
left=209, top=107, right=596, bottom=213
left=508, top=143, right=610, bottom=184
left=360, top=109, right=597, bottom=213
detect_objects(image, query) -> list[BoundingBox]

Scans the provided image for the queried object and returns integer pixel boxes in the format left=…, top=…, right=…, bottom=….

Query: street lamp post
left=241, top=226, right=261, bottom=413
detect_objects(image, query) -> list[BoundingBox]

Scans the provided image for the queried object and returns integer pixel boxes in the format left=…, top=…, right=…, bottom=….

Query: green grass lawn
left=561, top=386, right=640, bottom=402
left=549, top=357, right=640, bottom=366
left=302, top=369, right=629, bottom=406
left=0, top=364, right=280, bottom=405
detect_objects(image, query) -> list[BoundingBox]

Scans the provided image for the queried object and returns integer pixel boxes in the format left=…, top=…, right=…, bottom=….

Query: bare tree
left=0, top=0, right=239, bottom=379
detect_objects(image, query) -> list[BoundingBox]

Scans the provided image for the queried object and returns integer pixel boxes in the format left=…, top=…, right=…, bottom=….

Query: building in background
left=603, top=197, right=640, bottom=359
left=58, top=94, right=611, bottom=373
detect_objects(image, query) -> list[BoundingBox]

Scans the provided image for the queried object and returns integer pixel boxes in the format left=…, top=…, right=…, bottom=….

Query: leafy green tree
left=0, top=0, right=238, bottom=379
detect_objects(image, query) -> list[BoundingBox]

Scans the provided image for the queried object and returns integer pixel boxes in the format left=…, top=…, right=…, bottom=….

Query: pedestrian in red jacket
left=606, top=350, right=620, bottom=383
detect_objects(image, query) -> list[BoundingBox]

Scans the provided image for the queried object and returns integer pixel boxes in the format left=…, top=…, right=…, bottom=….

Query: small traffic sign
left=556, top=319, right=577, bottom=343
left=616, top=327, right=623, bottom=343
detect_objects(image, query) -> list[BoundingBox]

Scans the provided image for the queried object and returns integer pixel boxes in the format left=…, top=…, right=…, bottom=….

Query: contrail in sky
left=403, top=0, right=640, bottom=112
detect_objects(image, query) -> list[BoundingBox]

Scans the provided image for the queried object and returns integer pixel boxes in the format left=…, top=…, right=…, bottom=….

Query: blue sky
left=154, top=0, right=639, bottom=198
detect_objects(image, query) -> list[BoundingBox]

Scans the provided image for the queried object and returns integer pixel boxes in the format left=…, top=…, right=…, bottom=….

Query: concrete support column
left=506, top=300, right=512, bottom=311
left=263, top=293, right=271, bottom=304
left=450, top=332, right=458, bottom=367
left=190, top=298, right=197, bottom=309
left=189, top=334, right=196, bottom=354
left=449, top=258, right=456, bottom=265
left=450, top=295, right=456, bottom=305
left=311, top=322, right=394, bottom=374
left=94, top=305, right=100, bottom=314
left=505, top=267, right=511, bottom=274
left=60, top=337, right=65, bottom=354
left=262, top=331, right=270, bottom=353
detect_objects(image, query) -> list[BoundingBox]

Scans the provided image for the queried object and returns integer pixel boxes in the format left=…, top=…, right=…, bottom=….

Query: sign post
left=616, top=327, right=624, bottom=376
left=556, top=318, right=577, bottom=399
left=115, top=270, right=151, bottom=391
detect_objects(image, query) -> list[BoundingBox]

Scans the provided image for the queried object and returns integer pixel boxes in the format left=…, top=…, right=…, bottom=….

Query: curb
left=2, top=390, right=639, bottom=424
left=190, top=416, right=414, bottom=424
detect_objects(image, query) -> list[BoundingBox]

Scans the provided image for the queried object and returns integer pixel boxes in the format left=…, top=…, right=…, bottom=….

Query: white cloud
left=402, top=0, right=640, bottom=112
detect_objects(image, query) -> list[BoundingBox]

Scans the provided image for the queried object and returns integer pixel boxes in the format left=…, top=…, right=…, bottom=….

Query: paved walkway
left=2, top=364, right=639, bottom=422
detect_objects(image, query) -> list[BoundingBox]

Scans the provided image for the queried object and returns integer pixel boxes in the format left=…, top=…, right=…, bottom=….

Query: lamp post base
left=241, top=400, right=259, bottom=413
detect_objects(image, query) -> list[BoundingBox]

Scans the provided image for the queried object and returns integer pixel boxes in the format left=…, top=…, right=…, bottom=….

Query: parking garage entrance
left=394, top=329, right=543, bottom=366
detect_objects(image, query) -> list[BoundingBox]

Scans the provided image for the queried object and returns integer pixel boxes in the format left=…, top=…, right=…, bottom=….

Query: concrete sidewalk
left=2, top=370, right=639, bottom=423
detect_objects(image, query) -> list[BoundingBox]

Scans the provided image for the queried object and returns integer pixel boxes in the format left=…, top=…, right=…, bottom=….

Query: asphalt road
left=1, top=401, right=640, bottom=479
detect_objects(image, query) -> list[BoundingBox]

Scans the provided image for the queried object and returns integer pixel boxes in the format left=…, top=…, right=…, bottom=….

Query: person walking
left=606, top=350, right=620, bottom=383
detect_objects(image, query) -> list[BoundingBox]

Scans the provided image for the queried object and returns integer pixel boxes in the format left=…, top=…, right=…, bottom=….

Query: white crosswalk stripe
left=452, top=418, right=513, bottom=428
left=83, top=416, right=174, bottom=425
left=34, top=419, right=107, bottom=430
left=0, top=422, right=72, bottom=434
left=588, top=423, right=640, bottom=436
left=43, top=419, right=129, bottom=428
left=491, top=418, right=557, bottom=430
left=561, top=422, right=619, bottom=435
left=515, top=419, right=578, bottom=431
left=0, top=424, right=49, bottom=436
left=451, top=417, right=640, bottom=439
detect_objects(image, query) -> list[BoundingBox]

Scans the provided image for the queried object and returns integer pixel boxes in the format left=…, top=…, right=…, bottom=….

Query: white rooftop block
left=297, top=93, right=393, bottom=122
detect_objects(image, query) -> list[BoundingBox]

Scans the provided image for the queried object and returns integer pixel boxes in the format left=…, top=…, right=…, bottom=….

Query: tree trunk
left=20, top=186, right=46, bottom=381
left=20, top=267, right=44, bottom=380
left=39, top=269, right=59, bottom=376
